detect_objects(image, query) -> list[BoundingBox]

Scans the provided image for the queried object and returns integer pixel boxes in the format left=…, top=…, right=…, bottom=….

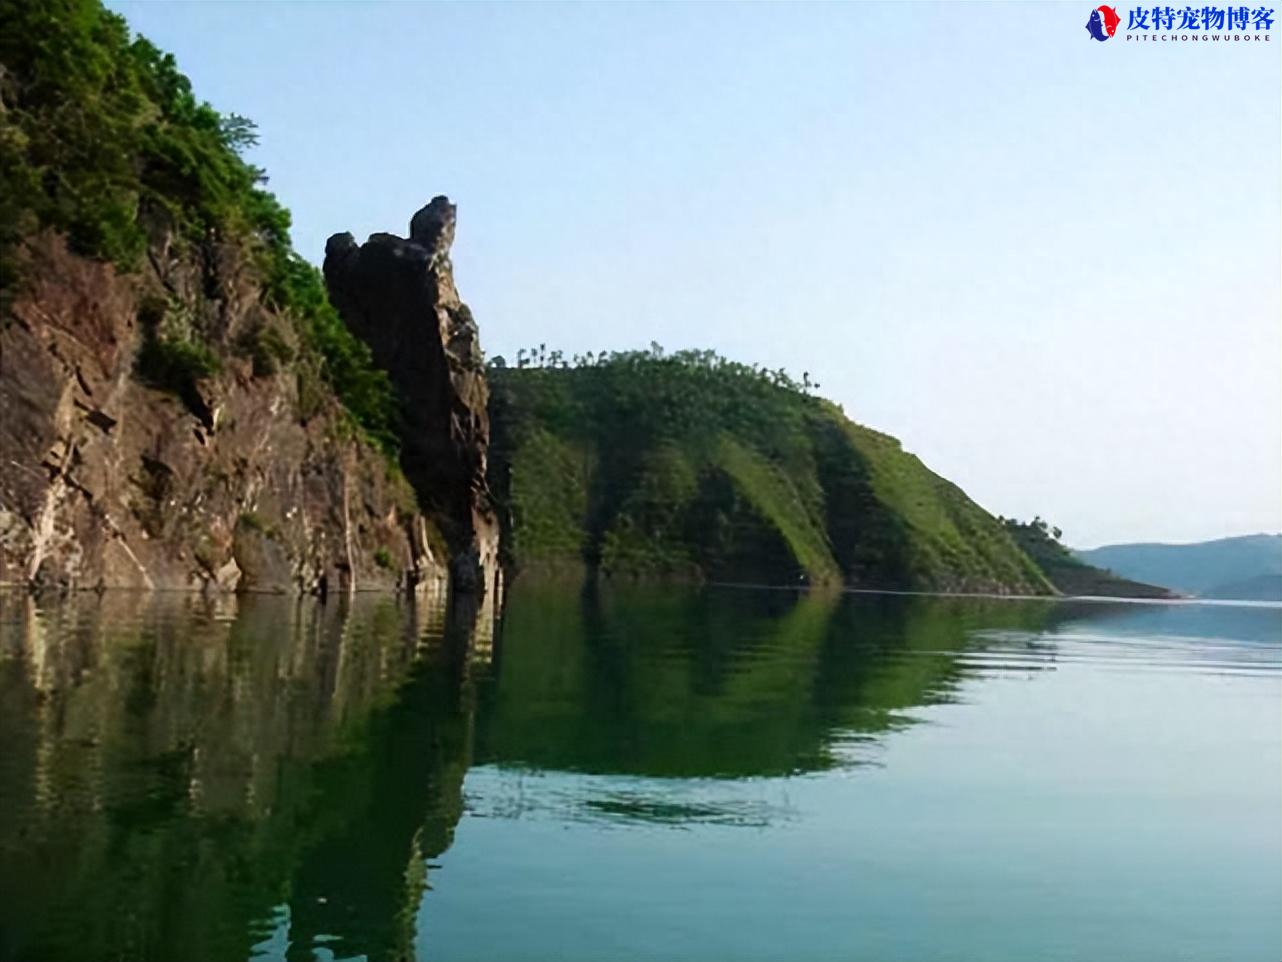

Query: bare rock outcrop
left=0, top=231, right=445, bottom=594
left=323, top=197, right=500, bottom=598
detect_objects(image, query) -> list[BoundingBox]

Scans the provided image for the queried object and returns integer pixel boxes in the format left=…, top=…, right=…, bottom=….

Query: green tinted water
left=0, top=585, right=1277, bottom=961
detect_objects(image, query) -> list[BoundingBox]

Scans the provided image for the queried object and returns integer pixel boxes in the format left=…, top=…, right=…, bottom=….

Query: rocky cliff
left=0, top=231, right=443, bottom=593
left=324, top=199, right=501, bottom=598
left=0, top=0, right=466, bottom=594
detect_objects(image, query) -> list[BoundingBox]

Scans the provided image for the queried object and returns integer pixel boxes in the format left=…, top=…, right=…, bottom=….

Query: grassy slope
left=488, top=350, right=1052, bottom=594
left=826, top=413, right=1049, bottom=592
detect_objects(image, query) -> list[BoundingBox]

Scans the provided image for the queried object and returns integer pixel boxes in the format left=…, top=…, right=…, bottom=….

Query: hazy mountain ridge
left=1076, top=534, right=1282, bottom=601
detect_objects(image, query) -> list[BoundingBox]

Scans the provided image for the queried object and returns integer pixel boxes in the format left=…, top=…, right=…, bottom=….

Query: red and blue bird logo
left=1086, top=5, right=1121, bottom=40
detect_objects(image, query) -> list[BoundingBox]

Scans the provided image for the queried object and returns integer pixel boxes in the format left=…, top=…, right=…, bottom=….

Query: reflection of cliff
left=473, top=584, right=1066, bottom=778
left=0, top=589, right=483, bottom=962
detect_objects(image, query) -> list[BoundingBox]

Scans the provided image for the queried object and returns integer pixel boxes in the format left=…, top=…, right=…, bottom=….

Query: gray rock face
left=0, top=231, right=446, bottom=594
left=323, top=197, right=500, bottom=597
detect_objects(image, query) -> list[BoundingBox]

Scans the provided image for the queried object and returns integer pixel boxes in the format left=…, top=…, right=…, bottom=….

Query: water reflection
left=0, top=587, right=484, bottom=962
left=0, top=586, right=1276, bottom=962
left=473, top=585, right=1077, bottom=778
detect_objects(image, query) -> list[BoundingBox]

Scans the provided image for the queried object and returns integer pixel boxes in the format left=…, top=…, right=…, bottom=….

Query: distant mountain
left=1076, top=535, right=1282, bottom=600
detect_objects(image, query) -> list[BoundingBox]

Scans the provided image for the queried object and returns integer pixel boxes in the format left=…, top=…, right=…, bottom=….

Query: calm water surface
left=0, top=584, right=1278, bottom=962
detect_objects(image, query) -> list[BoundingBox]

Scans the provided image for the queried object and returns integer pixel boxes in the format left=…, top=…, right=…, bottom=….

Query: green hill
left=488, top=348, right=1052, bottom=595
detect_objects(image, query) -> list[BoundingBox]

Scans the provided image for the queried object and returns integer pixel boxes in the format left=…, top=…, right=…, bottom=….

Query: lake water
left=0, top=584, right=1278, bottom=962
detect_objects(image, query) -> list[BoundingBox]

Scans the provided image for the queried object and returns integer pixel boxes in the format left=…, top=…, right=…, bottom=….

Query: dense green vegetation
left=489, top=347, right=1052, bottom=593
left=1001, top=517, right=1174, bottom=598
left=0, top=0, right=398, bottom=452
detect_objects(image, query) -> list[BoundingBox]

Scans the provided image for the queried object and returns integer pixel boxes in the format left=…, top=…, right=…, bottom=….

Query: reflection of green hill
left=474, top=584, right=1062, bottom=779
left=0, top=584, right=1104, bottom=959
left=0, top=590, right=478, bottom=962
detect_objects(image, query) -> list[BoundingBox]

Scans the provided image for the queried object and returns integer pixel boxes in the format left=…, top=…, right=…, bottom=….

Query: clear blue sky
left=109, top=1, right=1280, bottom=548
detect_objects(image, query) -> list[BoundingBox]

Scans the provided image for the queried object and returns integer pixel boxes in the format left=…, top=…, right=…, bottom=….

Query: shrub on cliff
left=137, top=336, right=221, bottom=392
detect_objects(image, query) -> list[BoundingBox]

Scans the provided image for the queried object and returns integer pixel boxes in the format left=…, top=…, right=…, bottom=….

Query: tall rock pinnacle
left=323, top=197, right=499, bottom=596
